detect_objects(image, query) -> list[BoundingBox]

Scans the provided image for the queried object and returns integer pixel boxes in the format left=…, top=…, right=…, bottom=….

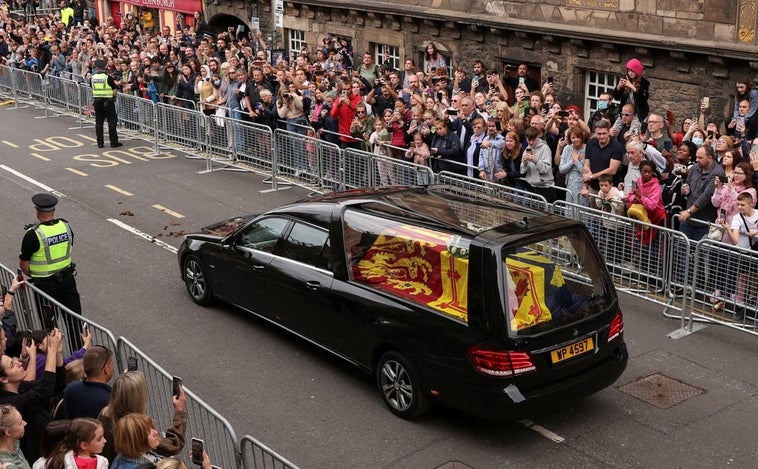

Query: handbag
left=214, top=106, right=226, bottom=127
left=706, top=223, right=725, bottom=241
left=738, top=214, right=758, bottom=251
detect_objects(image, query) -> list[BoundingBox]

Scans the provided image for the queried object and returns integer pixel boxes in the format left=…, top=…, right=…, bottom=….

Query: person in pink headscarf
left=613, top=58, right=650, bottom=122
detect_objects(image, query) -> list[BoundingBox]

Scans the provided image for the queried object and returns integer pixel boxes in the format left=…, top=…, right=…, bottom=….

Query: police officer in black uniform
left=91, top=59, right=122, bottom=148
left=19, top=193, right=82, bottom=349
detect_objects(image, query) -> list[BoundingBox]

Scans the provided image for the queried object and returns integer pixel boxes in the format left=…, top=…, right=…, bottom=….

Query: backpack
left=302, top=96, right=312, bottom=117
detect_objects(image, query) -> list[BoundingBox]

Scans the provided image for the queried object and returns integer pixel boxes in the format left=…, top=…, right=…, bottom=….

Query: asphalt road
left=1, top=103, right=757, bottom=468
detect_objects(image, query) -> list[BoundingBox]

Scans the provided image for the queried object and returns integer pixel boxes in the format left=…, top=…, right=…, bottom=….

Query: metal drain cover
left=436, top=462, right=475, bottom=469
left=618, top=373, right=704, bottom=408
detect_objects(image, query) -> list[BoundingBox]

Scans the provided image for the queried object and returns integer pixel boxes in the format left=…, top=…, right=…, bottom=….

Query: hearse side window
left=237, top=217, right=290, bottom=252
left=504, top=229, right=612, bottom=335
left=275, top=222, right=331, bottom=269
left=343, top=209, right=470, bottom=323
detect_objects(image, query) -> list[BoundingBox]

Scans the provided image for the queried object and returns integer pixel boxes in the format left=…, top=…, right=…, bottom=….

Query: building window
left=374, top=44, right=399, bottom=72
left=584, top=71, right=619, bottom=120
left=288, top=29, right=306, bottom=59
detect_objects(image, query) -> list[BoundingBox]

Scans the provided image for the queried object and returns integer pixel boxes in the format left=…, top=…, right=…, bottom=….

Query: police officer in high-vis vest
left=91, top=59, right=122, bottom=148
left=19, top=193, right=82, bottom=348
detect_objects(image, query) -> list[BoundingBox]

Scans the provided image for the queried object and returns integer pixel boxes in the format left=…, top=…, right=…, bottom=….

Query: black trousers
left=33, top=268, right=83, bottom=350
left=94, top=98, right=118, bottom=145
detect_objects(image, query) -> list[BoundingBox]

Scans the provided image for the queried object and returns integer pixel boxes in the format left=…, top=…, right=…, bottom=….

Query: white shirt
left=730, top=210, right=758, bottom=249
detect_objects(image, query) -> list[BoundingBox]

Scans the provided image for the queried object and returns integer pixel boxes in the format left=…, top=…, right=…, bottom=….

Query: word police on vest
left=45, top=232, right=70, bottom=245
left=32, top=193, right=58, bottom=212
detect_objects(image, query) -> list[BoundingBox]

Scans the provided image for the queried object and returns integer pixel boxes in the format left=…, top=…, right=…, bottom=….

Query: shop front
left=95, top=0, right=202, bottom=35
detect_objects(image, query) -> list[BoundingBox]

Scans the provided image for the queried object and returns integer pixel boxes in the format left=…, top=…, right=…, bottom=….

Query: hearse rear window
left=504, top=229, right=612, bottom=335
left=344, top=210, right=471, bottom=323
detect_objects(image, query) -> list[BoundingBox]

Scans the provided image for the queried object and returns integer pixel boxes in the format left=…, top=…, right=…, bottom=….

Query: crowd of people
left=0, top=273, right=211, bottom=469
left=2, top=3, right=758, bottom=310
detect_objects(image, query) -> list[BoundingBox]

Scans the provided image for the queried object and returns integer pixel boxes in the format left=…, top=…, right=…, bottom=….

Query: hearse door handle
left=251, top=265, right=265, bottom=271
left=305, top=281, right=320, bottom=291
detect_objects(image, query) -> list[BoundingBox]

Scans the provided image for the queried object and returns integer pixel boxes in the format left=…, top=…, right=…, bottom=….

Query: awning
left=121, top=0, right=201, bottom=14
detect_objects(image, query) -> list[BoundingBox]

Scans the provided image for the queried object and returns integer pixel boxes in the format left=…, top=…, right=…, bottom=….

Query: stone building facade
left=205, top=0, right=758, bottom=126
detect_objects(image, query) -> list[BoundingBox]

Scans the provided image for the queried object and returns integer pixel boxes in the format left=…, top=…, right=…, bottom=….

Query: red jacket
left=330, top=93, right=363, bottom=142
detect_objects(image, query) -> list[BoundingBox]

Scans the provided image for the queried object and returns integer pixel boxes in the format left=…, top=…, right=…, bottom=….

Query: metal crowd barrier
left=438, top=172, right=551, bottom=212
left=116, top=338, right=240, bottom=469
left=0, top=265, right=297, bottom=469
left=232, top=120, right=275, bottom=173
left=0, top=266, right=118, bottom=356
left=240, top=435, right=298, bottom=469
left=272, top=128, right=344, bottom=190
left=552, top=200, right=692, bottom=320
left=157, top=102, right=204, bottom=152
left=11, top=67, right=46, bottom=107
left=45, top=74, right=85, bottom=118
left=688, top=239, right=758, bottom=331
left=115, top=92, right=157, bottom=148
left=343, top=147, right=435, bottom=188
left=0, top=66, right=15, bottom=101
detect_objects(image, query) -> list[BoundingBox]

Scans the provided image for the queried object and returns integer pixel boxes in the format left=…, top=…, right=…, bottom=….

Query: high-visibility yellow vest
left=28, top=220, right=73, bottom=277
left=91, top=72, right=113, bottom=98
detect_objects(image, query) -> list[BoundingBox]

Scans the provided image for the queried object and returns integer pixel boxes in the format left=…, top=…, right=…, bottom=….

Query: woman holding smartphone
left=613, top=58, right=650, bottom=122
left=712, top=162, right=755, bottom=240
left=98, top=371, right=187, bottom=462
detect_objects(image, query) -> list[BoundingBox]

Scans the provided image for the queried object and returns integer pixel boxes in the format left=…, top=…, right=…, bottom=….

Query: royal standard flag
left=352, top=225, right=469, bottom=322
left=506, top=249, right=564, bottom=330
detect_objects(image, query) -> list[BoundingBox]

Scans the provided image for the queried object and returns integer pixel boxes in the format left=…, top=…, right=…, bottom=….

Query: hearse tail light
left=608, top=311, right=623, bottom=342
left=467, top=345, right=536, bottom=377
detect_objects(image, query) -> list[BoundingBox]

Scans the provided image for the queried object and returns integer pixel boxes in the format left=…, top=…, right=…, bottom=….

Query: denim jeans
left=674, top=218, right=708, bottom=284
left=286, top=117, right=309, bottom=171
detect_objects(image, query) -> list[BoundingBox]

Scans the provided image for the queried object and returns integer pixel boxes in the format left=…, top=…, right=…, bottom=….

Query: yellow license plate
left=550, top=337, right=594, bottom=364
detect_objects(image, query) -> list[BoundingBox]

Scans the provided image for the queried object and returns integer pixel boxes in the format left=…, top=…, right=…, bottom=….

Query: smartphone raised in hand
left=172, top=376, right=183, bottom=398
left=127, top=356, right=138, bottom=371
left=191, top=438, right=204, bottom=465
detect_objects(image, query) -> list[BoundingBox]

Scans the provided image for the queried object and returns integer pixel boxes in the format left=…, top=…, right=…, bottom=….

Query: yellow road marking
left=77, top=134, right=98, bottom=142
left=153, top=204, right=184, bottom=218
left=30, top=152, right=50, bottom=161
left=66, top=168, right=89, bottom=176
left=105, top=184, right=133, bottom=196
left=2, top=141, right=18, bottom=148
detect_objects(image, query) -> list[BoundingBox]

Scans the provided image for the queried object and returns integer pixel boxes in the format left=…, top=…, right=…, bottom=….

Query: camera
left=505, top=64, right=517, bottom=71
left=558, top=110, right=569, bottom=118
left=446, top=108, right=458, bottom=116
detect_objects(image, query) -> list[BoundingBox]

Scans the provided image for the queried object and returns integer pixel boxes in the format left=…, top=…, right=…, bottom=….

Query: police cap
left=32, top=193, right=58, bottom=212
left=94, top=59, right=107, bottom=69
